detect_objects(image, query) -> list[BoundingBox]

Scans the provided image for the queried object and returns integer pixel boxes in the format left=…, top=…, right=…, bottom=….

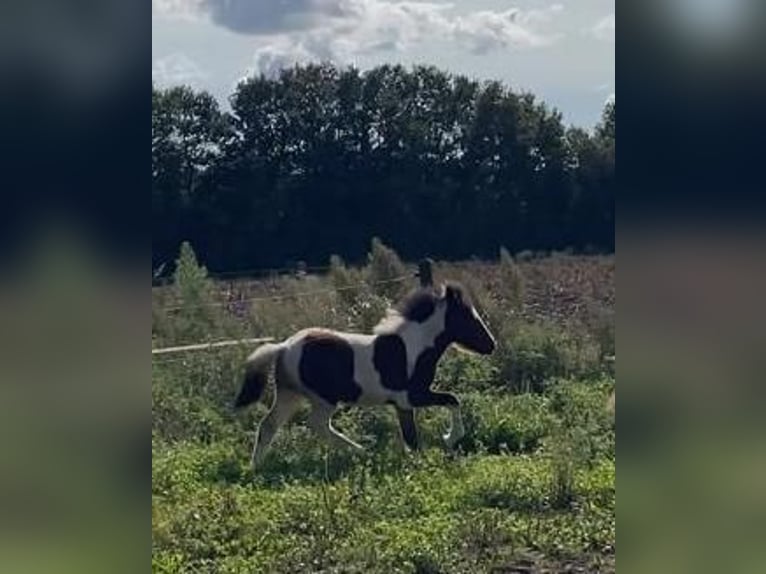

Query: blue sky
left=152, top=1, right=614, bottom=128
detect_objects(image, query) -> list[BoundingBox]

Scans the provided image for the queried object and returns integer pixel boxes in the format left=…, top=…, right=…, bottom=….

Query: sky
left=152, top=0, right=615, bottom=128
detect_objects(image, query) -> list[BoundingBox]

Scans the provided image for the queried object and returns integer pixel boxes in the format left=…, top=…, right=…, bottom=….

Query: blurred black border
left=619, top=1, right=765, bottom=225
left=0, top=2, right=150, bottom=569
left=0, top=2, right=150, bottom=267
left=618, top=2, right=766, bottom=571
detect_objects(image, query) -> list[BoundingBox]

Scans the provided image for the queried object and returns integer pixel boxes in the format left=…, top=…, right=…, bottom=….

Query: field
left=152, top=244, right=615, bottom=573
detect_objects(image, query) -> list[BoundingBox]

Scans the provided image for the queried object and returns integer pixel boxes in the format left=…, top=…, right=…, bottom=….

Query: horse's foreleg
left=308, top=402, right=364, bottom=451
left=395, top=407, right=419, bottom=450
left=409, top=390, right=464, bottom=448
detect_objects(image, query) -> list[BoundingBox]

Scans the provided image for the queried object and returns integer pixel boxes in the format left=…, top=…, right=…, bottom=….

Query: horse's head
left=438, top=282, right=496, bottom=355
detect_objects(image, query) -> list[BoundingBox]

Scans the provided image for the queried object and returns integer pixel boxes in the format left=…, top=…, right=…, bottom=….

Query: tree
left=152, top=85, right=231, bottom=270
left=151, top=65, right=615, bottom=272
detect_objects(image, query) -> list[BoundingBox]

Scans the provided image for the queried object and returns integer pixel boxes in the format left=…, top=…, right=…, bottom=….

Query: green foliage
left=329, top=254, right=391, bottom=332
left=152, top=440, right=615, bottom=573
left=491, top=322, right=601, bottom=394
left=367, top=237, right=409, bottom=301
left=544, top=379, right=615, bottom=508
left=174, top=241, right=210, bottom=300
left=152, top=364, right=615, bottom=572
left=460, top=394, right=550, bottom=455
left=166, top=242, right=222, bottom=345
left=152, top=64, right=615, bottom=273
left=329, top=254, right=363, bottom=307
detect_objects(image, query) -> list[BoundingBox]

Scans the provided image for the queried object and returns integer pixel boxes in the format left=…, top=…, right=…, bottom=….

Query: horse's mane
left=373, top=281, right=470, bottom=334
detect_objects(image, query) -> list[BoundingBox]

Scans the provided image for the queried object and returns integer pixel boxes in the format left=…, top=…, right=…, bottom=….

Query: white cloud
left=591, top=13, right=615, bottom=43
left=152, top=53, right=207, bottom=86
left=454, top=4, right=564, bottom=54
left=153, top=0, right=350, bottom=31
left=154, top=1, right=564, bottom=71
left=228, top=1, right=566, bottom=77
left=247, top=41, right=319, bottom=80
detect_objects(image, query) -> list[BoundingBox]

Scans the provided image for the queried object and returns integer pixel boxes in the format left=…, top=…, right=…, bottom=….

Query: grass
left=152, top=241, right=615, bottom=573
left=153, top=444, right=614, bottom=574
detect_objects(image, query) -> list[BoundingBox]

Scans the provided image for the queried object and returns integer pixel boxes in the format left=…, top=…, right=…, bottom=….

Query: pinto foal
left=234, top=282, right=496, bottom=468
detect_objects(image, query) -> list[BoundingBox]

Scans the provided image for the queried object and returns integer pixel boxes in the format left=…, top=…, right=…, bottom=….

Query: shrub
left=543, top=379, right=615, bottom=507
left=329, top=253, right=392, bottom=332
left=435, top=350, right=499, bottom=394
left=366, top=237, right=409, bottom=301
left=329, top=254, right=364, bottom=307
left=492, top=322, right=601, bottom=394
left=167, top=241, right=236, bottom=345
left=458, top=393, right=550, bottom=455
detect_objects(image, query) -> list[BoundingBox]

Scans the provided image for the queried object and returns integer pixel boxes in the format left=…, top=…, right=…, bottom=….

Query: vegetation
left=152, top=242, right=615, bottom=573
left=152, top=63, right=615, bottom=275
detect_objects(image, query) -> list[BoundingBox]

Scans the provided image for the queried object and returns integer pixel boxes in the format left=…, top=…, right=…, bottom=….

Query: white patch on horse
left=338, top=331, right=412, bottom=408
left=345, top=332, right=391, bottom=405
left=472, top=305, right=490, bottom=333
left=373, top=308, right=407, bottom=335
left=374, top=300, right=447, bottom=379
left=282, top=329, right=410, bottom=408
left=400, top=303, right=446, bottom=379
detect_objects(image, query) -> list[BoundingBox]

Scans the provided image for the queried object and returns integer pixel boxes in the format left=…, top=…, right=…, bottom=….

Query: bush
left=543, top=379, right=615, bottom=507
left=163, top=241, right=241, bottom=346
left=329, top=254, right=363, bottom=307
left=492, top=322, right=601, bottom=394
left=366, top=237, right=409, bottom=301
left=459, top=393, right=550, bottom=455
left=329, top=253, right=392, bottom=332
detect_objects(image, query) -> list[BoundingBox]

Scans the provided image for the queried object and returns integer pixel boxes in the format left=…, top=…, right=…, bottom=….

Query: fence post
left=418, top=258, right=434, bottom=288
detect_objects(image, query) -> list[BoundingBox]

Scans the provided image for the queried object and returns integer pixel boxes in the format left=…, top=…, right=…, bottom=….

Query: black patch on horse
left=397, top=290, right=437, bottom=323
left=407, top=331, right=451, bottom=395
left=373, top=334, right=408, bottom=390
left=299, top=330, right=362, bottom=405
left=396, top=282, right=471, bottom=324
left=443, top=281, right=472, bottom=305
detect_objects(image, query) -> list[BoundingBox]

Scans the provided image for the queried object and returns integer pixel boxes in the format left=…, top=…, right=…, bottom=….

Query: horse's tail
left=234, top=342, right=286, bottom=410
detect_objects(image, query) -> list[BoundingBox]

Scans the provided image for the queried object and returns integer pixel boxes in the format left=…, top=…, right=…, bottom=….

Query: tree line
left=152, top=63, right=614, bottom=274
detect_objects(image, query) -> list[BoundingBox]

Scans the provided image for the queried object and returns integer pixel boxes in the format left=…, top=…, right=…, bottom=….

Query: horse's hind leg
left=307, top=401, right=364, bottom=451
left=395, top=407, right=419, bottom=451
left=252, top=388, right=302, bottom=468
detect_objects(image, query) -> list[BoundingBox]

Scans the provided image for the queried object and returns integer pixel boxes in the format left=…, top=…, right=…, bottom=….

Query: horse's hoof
left=443, top=431, right=465, bottom=450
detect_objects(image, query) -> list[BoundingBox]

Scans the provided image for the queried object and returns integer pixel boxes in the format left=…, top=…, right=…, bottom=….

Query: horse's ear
left=444, top=283, right=465, bottom=303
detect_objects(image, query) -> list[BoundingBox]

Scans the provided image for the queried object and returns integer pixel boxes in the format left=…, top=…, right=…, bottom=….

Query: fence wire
left=157, top=275, right=413, bottom=312
left=152, top=273, right=423, bottom=356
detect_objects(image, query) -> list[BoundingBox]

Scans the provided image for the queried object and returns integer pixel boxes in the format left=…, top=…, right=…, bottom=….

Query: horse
left=233, top=281, right=496, bottom=468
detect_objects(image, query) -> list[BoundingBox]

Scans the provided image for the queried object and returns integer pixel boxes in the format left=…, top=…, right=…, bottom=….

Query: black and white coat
left=234, top=282, right=496, bottom=468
